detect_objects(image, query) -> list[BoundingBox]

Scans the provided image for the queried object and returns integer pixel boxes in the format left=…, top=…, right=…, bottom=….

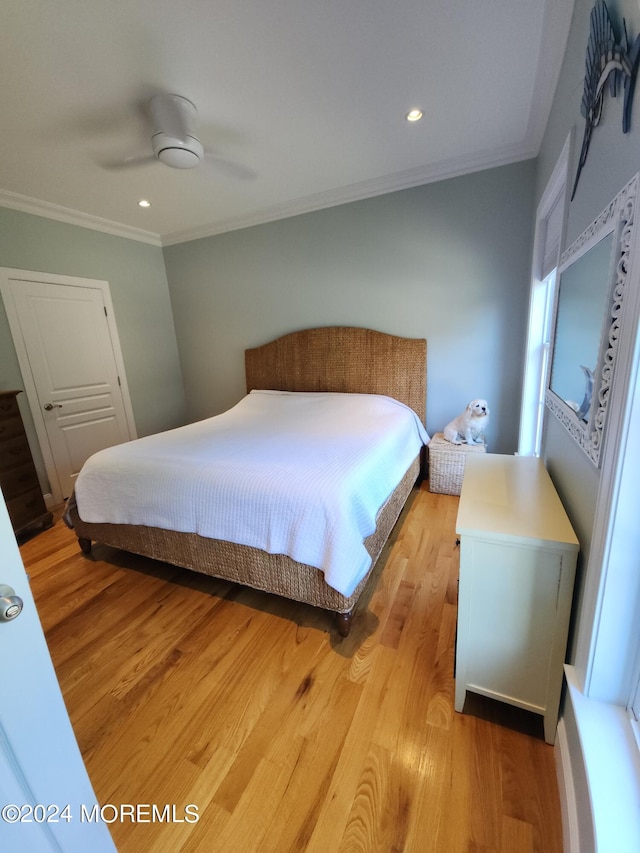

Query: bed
left=65, top=326, right=427, bottom=636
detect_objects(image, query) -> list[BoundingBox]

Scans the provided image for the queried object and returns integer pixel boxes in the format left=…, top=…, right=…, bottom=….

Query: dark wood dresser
left=0, top=390, right=53, bottom=535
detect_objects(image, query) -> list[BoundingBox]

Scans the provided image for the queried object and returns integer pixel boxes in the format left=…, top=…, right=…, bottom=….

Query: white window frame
left=518, top=134, right=571, bottom=456
left=632, top=663, right=640, bottom=722
left=631, top=666, right=640, bottom=752
left=560, top=170, right=640, bottom=853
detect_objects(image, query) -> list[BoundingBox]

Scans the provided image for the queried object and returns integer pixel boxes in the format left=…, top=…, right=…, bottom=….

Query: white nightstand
left=454, top=454, right=579, bottom=744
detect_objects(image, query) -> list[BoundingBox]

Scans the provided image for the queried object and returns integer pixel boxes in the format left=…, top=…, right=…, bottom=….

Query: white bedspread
left=74, top=391, right=429, bottom=596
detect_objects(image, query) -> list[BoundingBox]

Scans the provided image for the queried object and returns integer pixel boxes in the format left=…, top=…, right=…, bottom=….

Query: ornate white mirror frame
left=545, top=172, right=639, bottom=466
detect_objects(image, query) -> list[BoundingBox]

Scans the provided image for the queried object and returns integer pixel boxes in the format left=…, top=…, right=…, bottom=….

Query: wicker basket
left=428, top=432, right=486, bottom=495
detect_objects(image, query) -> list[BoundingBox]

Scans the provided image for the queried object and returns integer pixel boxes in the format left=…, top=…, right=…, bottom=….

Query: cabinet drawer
left=0, top=436, right=33, bottom=472
left=0, top=413, right=25, bottom=442
left=0, top=462, right=39, bottom=499
left=0, top=397, right=19, bottom=418
left=6, top=487, right=47, bottom=530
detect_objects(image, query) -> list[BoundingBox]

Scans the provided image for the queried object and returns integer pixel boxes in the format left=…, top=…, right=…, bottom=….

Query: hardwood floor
left=20, top=481, right=563, bottom=853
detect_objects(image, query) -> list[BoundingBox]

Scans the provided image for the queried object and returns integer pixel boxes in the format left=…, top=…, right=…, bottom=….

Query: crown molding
left=161, top=140, right=537, bottom=246
left=0, top=140, right=536, bottom=250
left=0, top=189, right=162, bottom=246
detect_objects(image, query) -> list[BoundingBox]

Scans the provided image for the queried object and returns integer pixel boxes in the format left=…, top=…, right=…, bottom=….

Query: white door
left=1, top=271, right=136, bottom=502
left=0, top=492, right=116, bottom=852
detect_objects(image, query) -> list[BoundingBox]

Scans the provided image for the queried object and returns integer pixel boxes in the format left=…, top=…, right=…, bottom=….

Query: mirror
left=545, top=173, right=638, bottom=466
left=549, top=233, right=614, bottom=421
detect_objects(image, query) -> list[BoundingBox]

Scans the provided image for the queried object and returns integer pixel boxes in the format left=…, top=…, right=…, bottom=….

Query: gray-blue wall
left=163, top=160, right=536, bottom=454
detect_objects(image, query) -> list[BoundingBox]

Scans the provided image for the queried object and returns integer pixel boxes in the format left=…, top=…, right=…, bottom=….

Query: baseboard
left=555, top=717, right=581, bottom=853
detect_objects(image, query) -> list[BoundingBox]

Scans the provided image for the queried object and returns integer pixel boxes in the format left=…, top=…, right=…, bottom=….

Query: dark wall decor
left=572, top=0, right=640, bottom=200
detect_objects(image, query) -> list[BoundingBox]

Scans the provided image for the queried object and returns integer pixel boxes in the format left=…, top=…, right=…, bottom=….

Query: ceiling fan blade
left=101, top=153, right=157, bottom=170
left=204, top=153, right=256, bottom=180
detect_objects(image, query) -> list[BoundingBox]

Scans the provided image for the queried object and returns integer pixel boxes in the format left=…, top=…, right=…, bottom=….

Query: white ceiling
left=0, top=0, right=574, bottom=247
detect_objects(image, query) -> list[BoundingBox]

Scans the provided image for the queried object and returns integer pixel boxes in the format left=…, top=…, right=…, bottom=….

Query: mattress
left=74, top=390, right=429, bottom=596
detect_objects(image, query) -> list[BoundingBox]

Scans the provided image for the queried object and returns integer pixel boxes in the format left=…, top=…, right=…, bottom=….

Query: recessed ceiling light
left=138, top=199, right=151, bottom=208
left=406, top=109, right=423, bottom=122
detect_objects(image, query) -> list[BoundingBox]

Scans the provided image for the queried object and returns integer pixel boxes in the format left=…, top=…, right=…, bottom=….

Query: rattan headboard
left=245, top=327, right=426, bottom=424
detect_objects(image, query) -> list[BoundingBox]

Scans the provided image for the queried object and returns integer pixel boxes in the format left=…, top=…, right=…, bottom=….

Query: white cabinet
left=454, top=454, right=579, bottom=744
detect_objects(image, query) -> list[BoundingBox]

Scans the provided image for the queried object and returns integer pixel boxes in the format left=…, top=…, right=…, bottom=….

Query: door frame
left=0, top=268, right=137, bottom=505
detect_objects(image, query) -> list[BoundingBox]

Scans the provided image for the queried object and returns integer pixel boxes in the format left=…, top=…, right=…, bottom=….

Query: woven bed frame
left=68, top=327, right=427, bottom=637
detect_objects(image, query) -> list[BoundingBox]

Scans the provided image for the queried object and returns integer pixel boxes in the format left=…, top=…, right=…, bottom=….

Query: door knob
left=0, top=584, right=23, bottom=622
left=44, top=402, right=63, bottom=410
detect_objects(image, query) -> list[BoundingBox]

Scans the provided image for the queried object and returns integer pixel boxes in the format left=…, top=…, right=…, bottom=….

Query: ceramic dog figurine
left=443, top=399, right=489, bottom=445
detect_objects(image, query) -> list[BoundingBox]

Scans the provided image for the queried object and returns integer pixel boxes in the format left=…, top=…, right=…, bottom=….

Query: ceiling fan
left=105, top=92, right=254, bottom=178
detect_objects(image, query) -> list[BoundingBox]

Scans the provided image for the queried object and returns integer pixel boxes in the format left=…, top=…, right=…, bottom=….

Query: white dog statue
left=443, top=399, right=490, bottom=445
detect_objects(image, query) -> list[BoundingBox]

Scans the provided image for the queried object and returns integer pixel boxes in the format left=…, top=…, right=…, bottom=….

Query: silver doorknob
left=0, top=585, right=23, bottom=622
left=44, top=403, right=63, bottom=410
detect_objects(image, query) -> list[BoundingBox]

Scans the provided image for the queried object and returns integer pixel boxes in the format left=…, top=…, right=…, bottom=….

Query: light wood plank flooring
left=19, top=481, right=563, bottom=853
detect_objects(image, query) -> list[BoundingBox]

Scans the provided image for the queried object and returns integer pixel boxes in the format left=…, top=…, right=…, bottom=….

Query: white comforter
left=75, top=391, right=429, bottom=596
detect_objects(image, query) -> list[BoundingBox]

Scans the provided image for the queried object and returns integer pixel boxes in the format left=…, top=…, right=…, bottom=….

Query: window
left=518, top=136, right=570, bottom=456
left=520, top=268, right=556, bottom=455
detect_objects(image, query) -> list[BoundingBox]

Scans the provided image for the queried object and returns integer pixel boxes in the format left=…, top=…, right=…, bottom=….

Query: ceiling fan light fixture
left=157, top=147, right=201, bottom=169
left=152, top=132, right=204, bottom=169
